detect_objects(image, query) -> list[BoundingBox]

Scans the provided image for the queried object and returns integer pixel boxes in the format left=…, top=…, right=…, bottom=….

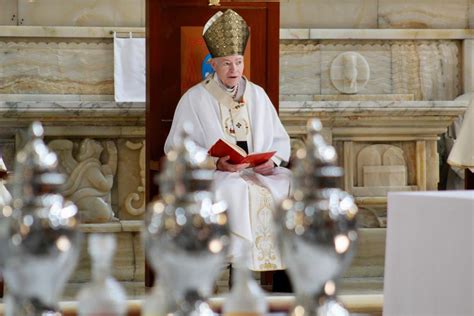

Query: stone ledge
left=1, top=26, right=470, bottom=41
left=79, top=220, right=143, bottom=233
left=0, top=26, right=145, bottom=38
left=280, top=28, right=474, bottom=40
left=0, top=101, right=145, bottom=128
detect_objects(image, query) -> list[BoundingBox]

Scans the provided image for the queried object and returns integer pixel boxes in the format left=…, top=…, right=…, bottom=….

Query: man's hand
left=217, top=156, right=250, bottom=172
left=253, top=159, right=275, bottom=175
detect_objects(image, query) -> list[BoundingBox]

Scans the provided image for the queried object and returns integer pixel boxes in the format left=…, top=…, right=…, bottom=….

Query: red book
left=208, top=139, right=276, bottom=166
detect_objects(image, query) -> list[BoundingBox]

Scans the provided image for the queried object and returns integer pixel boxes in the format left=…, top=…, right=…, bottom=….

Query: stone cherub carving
left=48, top=139, right=117, bottom=223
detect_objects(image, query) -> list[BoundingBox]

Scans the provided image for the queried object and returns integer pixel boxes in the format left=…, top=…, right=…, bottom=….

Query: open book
left=208, top=138, right=276, bottom=166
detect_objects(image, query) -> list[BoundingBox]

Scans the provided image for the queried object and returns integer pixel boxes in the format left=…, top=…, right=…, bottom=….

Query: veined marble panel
left=320, top=42, right=391, bottom=95
left=280, top=43, right=320, bottom=95
left=0, top=0, right=17, bottom=25
left=0, top=41, right=113, bottom=94
left=280, top=0, right=377, bottom=28
left=392, top=40, right=461, bottom=101
left=280, top=94, right=414, bottom=101
left=312, top=94, right=414, bottom=101
left=280, top=29, right=474, bottom=40
left=470, top=0, right=474, bottom=29
left=18, top=0, right=145, bottom=27
left=464, top=40, right=474, bottom=93
left=417, top=41, right=461, bottom=100
left=378, top=0, right=469, bottom=29
left=391, top=43, right=422, bottom=100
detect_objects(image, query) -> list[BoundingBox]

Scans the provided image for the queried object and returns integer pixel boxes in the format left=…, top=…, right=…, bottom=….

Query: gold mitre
left=203, top=9, right=249, bottom=58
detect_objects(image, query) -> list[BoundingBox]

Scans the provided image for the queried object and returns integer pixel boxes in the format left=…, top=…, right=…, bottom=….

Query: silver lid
left=158, top=122, right=215, bottom=201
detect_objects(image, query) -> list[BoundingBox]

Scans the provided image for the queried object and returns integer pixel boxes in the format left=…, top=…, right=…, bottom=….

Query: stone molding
left=280, top=28, right=474, bottom=40
left=0, top=26, right=471, bottom=40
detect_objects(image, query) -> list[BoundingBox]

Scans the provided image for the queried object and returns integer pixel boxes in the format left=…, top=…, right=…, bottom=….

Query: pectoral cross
left=209, top=0, right=220, bottom=6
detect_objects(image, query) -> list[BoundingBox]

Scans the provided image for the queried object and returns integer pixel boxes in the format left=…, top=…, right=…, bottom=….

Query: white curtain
left=114, top=33, right=145, bottom=102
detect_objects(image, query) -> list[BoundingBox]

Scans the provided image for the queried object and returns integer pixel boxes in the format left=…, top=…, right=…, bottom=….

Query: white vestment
left=165, top=76, right=291, bottom=270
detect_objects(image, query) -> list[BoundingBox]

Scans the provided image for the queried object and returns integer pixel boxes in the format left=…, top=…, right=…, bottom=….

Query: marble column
left=464, top=39, right=474, bottom=93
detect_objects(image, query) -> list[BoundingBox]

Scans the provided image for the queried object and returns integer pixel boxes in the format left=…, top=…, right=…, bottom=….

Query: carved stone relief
left=391, top=43, right=422, bottom=100
left=116, top=138, right=145, bottom=220
left=392, top=41, right=460, bottom=101
left=123, top=140, right=145, bottom=216
left=280, top=40, right=460, bottom=101
left=48, top=138, right=117, bottom=223
left=330, top=52, right=370, bottom=94
left=321, top=42, right=392, bottom=95
left=357, top=144, right=407, bottom=187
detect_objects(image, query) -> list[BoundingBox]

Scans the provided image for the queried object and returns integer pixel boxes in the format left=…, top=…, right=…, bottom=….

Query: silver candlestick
left=144, top=123, right=230, bottom=316
left=3, top=122, right=82, bottom=316
left=275, top=119, right=358, bottom=316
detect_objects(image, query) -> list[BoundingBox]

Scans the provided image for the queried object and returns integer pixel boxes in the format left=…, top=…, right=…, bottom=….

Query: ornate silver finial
left=158, top=122, right=215, bottom=202
left=3, top=121, right=82, bottom=315
left=144, top=122, right=230, bottom=316
left=275, top=118, right=358, bottom=316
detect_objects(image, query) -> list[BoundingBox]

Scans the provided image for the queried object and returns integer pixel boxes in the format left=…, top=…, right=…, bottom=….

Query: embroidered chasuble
left=164, top=74, right=291, bottom=271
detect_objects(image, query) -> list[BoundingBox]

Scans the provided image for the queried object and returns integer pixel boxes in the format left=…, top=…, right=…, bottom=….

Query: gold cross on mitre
left=209, top=0, right=220, bottom=6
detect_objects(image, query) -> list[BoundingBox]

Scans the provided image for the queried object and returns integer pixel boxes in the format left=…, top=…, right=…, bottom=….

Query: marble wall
left=465, top=40, right=474, bottom=92
left=13, top=0, right=144, bottom=26
left=1, top=0, right=471, bottom=28
left=378, top=0, right=470, bottom=29
left=471, top=0, right=474, bottom=29
left=280, top=40, right=462, bottom=101
left=0, top=0, right=16, bottom=25
left=280, top=0, right=378, bottom=29
left=0, top=40, right=113, bottom=95
left=280, top=0, right=472, bottom=29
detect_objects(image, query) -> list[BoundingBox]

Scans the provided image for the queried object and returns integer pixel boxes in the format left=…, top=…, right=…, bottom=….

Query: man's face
left=211, top=55, right=244, bottom=88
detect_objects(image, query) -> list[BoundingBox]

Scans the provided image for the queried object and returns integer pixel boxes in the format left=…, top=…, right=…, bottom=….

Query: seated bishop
left=164, top=9, right=291, bottom=271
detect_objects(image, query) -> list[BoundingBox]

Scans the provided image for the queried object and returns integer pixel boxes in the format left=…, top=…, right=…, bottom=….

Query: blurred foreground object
left=144, top=123, right=230, bottom=316
left=3, top=121, right=82, bottom=316
left=275, top=119, right=358, bottom=316
left=77, top=234, right=126, bottom=315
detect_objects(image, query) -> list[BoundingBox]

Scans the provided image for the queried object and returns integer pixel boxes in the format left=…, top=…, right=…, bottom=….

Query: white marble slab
left=280, top=0, right=378, bottom=29
left=0, top=0, right=17, bottom=26
left=0, top=26, right=471, bottom=39
left=0, top=94, right=114, bottom=101
left=464, top=40, right=474, bottom=93
left=280, top=44, right=321, bottom=95
left=0, top=26, right=145, bottom=38
left=0, top=41, right=114, bottom=94
left=0, top=101, right=145, bottom=118
left=280, top=29, right=474, bottom=40
left=280, top=100, right=469, bottom=110
left=279, top=28, right=310, bottom=40
left=311, top=94, right=414, bottom=101
left=470, top=0, right=474, bottom=29
left=320, top=44, right=392, bottom=95
left=378, top=0, right=469, bottom=29
left=18, top=0, right=145, bottom=27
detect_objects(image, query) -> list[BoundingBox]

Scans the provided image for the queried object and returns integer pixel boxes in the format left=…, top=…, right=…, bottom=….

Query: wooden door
left=146, top=0, right=280, bottom=287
